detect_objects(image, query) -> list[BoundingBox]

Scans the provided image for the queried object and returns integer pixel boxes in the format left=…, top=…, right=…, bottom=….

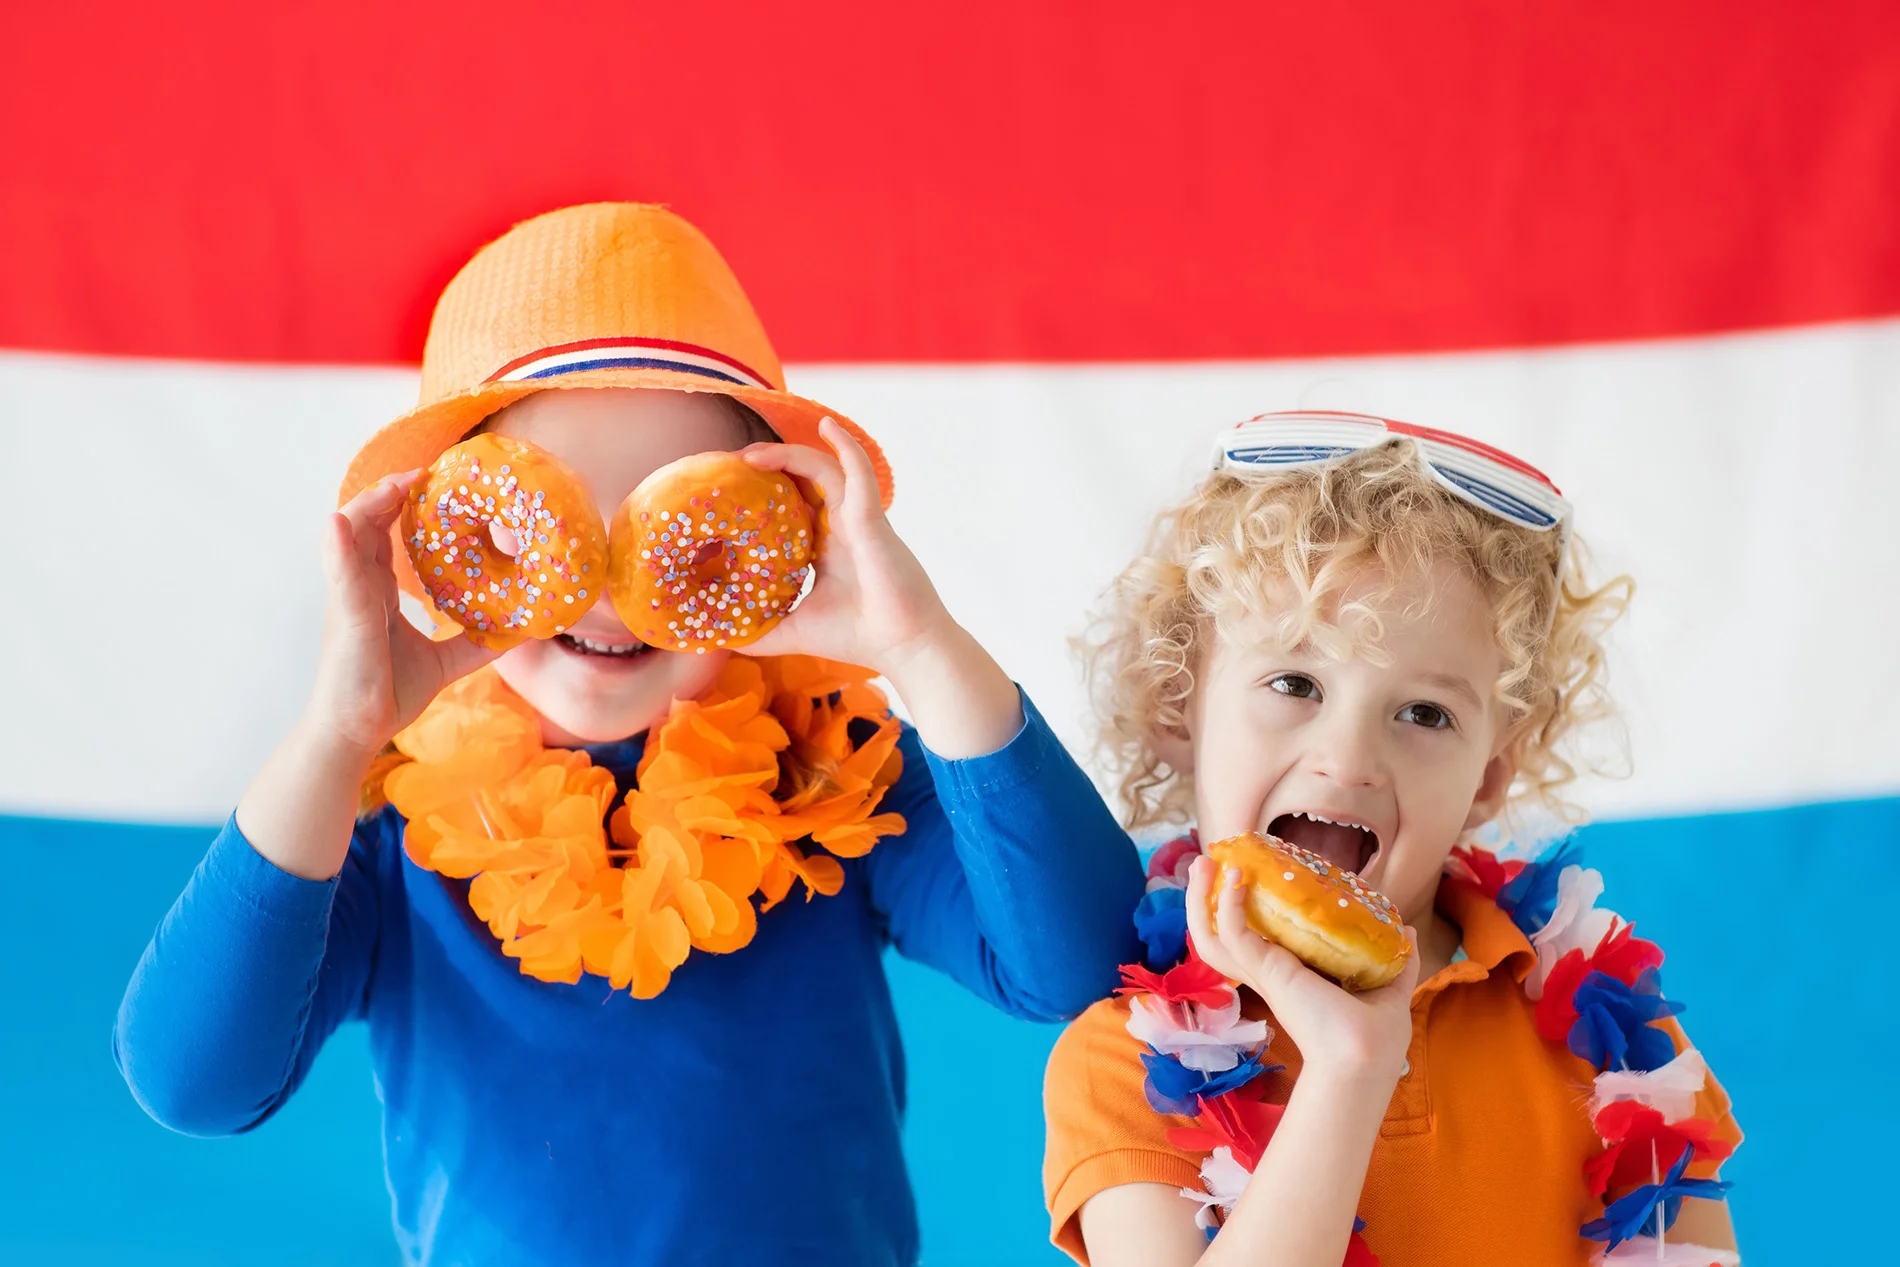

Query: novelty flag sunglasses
left=1212, top=410, right=1573, bottom=540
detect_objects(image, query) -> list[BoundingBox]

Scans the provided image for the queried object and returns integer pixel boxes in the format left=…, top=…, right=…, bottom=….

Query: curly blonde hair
left=1080, top=440, right=1631, bottom=833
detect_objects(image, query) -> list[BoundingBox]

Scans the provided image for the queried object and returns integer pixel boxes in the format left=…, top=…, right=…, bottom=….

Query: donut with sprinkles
left=607, top=451, right=816, bottom=653
left=402, top=435, right=608, bottom=650
left=1206, top=830, right=1412, bottom=990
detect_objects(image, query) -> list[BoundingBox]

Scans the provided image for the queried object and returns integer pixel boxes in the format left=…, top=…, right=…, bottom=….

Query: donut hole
left=489, top=520, right=523, bottom=558
left=788, top=557, right=818, bottom=613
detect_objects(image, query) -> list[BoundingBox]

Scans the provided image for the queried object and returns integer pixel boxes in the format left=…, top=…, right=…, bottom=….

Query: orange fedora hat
left=340, top=202, right=891, bottom=516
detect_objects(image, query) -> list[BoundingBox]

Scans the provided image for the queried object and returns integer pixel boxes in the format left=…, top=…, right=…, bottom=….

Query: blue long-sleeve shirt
left=115, top=692, right=1143, bottom=1266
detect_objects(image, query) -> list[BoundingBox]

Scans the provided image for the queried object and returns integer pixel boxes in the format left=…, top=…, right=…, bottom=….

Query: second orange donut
left=607, top=452, right=817, bottom=653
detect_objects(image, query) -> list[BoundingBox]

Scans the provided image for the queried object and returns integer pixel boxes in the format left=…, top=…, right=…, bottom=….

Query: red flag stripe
left=2, top=1, right=1896, bottom=364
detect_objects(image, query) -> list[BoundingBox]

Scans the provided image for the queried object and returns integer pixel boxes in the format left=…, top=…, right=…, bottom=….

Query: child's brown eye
left=1398, top=702, right=1453, bottom=730
left=1268, top=673, right=1320, bottom=700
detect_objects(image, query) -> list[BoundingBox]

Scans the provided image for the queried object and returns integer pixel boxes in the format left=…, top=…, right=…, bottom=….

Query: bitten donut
left=402, top=434, right=608, bottom=649
left=607, top=451, right=816, bottom=653
left=1206, top=831, right=1411, bottom=991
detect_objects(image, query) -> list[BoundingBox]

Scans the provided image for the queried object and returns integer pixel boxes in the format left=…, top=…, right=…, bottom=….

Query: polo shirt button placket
left=1381, top=1000, right=1435, bottom=1137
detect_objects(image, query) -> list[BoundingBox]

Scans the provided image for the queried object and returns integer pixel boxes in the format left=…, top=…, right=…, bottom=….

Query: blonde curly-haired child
left=1043, top=414, right=1741, bottom=1267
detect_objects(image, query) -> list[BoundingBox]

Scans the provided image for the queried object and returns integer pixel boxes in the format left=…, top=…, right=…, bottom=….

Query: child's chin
left=496, top=640, right=728, bottom=744
left=532, top=691, right=668, bottom=746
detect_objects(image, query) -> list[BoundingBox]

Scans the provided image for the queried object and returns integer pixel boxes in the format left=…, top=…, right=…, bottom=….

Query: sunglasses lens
left=1428, top=463, right=1561, bottom=530
left=1225, top=443, right=1358, bottom=466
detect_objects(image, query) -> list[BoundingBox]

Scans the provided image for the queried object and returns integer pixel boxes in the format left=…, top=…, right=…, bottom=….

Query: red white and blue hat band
left=485, top=337, right=777, bottom=391
left=1214, top=411, right=1573, bottom=534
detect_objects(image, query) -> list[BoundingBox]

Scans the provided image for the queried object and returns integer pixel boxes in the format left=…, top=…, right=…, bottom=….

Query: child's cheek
left=1193, top=744, right=1278, bottom=843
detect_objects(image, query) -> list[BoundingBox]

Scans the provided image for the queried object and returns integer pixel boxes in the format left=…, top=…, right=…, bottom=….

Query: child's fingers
left=1184, top=855, right=1214, bottom=938
left=340, top=470, right=420, bottom=569
left=1178, top=858, right=1254, bottom=987
left=817, top=417, right=884, bottom=523
left=1184, top=857, right=1244, bottom=983
left=1247, top=939, right=1327, bottom=1009
left=1215, top=867, right=1270, bottom=968
left=320, top=512, right=382, bottom=627
left=339, top=470, right=417, bottom=533
left=742, top=442, right=846, bottom=509
left=319, top=512, right=351, bottom=587
left=1211, top=865, right=1324, bottom=1003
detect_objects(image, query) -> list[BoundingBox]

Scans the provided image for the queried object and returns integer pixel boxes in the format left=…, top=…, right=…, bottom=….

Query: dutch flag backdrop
left=3, top=4, right=1896, bottom=1263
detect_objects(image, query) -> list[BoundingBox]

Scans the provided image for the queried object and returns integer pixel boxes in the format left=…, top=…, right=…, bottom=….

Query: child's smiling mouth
left=1267, top=811, right=1381, bottom=877
left=553, top=633, right=654, bottom=664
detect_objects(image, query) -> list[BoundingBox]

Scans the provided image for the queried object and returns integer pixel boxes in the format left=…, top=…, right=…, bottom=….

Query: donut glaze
left=607, top=451, right=816, bottom=653
left=1206, top=831, right=1411, bottom=991
left=402, top=434, right=608, bottom=649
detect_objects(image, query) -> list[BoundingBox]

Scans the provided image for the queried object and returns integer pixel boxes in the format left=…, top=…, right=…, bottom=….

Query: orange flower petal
left=627, top=941, right=673, bottom=1000
left=811, top=812, right=908, bottom=859
left=797, top=853, right=846, bottom=897
left=692, top=891, right=758, bottom=954
left=503, top=898, right=606, bottom=984
left=671, top=880, right=716, bottom=939
left=765, top=842, right=845, bottom=901
left=646, top=905, right=691, bottom=969
left=758, top=857, right=794, bottom=908
left=699, top=836, right=766, bottom=899
left=579, top=914, right=627, bottom=978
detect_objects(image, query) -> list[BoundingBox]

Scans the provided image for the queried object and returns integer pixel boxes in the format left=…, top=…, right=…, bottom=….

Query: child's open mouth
left=553, top=633, right=654, bottom=663
left=1268, top=811, right=1381, bottom=877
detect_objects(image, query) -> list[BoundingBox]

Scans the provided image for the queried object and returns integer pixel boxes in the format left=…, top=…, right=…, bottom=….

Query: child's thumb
left=433, top=633, right=503, bottom=685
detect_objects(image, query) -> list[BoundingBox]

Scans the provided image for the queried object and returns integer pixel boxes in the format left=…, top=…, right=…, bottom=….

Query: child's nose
left=1310, top=711, right=1388, bottom=789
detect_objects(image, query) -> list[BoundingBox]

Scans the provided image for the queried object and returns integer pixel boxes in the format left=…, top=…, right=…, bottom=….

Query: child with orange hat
left=1041, top=415, right=1741, bottom=1267
left=114, top=203, right=1146, bottom=1266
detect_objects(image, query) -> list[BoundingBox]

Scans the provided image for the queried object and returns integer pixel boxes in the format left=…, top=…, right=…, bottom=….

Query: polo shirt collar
left=1427, top=873, right=1538, bottom=990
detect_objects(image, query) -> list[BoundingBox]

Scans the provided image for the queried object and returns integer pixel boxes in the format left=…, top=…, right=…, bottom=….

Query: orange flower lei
left=372, top=655, right=907, bottom=998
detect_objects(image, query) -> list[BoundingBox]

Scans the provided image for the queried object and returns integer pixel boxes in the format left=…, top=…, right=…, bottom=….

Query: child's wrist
left=295, top=703, right=391, bottom=772
left=870, top=609, right=970, bottom=687
left=875, top=618, right=1023, bottom=760
left=1295, top=1050, right=1408, bottom=1099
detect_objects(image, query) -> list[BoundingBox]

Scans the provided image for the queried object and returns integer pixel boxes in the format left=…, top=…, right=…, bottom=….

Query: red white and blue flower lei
left=1121, top=833, right=1739, bottom=1266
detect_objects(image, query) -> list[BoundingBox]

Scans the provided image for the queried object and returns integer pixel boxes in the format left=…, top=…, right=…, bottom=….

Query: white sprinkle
left=1283, top=871, right=1295, bottom=881
left=1338, top=898, right=1349, bottom=907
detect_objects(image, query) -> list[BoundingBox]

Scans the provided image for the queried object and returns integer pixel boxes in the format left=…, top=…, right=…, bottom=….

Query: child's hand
left=740, top=419, right=955, bottom=673
left=741, top=419, right=1023, bottom=759
left=307, top=472, right=499, bottom=759
left=1186, top=854, right=1419, bottom=1088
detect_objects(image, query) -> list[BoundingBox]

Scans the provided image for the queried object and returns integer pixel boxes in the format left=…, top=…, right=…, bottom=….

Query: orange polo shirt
left=1042, top=879, right=1741, bottom=1266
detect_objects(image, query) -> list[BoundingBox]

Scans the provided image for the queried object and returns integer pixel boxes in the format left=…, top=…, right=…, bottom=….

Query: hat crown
left=418, top=203, right=786, bottom=404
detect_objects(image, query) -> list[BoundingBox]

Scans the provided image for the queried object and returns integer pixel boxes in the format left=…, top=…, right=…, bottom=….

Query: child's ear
left=1462, top=744, right=1518, bottom=832
left=1150, top=722, right=1196, bottom=776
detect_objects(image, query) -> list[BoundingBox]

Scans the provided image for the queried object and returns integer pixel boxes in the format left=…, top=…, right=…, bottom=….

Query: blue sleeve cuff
left=201, top=813, right=341, bottom=930
left=919, top=686, right=1058, bottom=804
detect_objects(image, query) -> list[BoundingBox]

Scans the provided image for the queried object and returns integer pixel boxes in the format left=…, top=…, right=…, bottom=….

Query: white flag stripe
left=4, top=317, right=1897, bottom=822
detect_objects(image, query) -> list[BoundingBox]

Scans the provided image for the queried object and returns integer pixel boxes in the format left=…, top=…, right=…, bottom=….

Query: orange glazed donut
left=607, top=451, right=816, bottom=653
left=402, top=435, right=608, bottom=649
left=1206, top=831, right=1412, bottom=991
